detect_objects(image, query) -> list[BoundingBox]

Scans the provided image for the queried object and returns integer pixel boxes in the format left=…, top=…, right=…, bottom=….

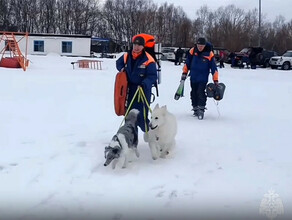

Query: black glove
left=181, top=73, right=187, bottom=81
left=214, top=80, right=219, bottom=86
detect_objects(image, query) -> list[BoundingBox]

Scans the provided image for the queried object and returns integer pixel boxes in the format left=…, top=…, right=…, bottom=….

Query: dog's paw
left=152, top=156, right=158, bottom=160
left=111, top=163, right=117, bottom=169
left=135, top=151, right=140, bottom=158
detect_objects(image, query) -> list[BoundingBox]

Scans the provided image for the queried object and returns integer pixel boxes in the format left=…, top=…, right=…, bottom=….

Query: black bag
left=206, top=82, right=226, bottom=101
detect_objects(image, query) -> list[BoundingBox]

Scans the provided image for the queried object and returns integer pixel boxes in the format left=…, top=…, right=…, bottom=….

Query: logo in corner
left=259, top=189, right=284, bottom=220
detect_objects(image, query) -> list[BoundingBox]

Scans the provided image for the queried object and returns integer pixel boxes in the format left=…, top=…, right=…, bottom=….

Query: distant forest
left=0, top=0, right=291, bottom=54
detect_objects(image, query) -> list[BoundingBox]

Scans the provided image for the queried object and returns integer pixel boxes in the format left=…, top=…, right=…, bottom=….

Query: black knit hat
left=197, top=37, right=206, bottom=45
left=132, top=36, right=145, bottom=46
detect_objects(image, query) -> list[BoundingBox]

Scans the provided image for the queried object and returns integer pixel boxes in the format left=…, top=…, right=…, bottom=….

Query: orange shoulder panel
left=203, top=51, right=215, bottom=61
left=182, top=47, right=194, bottom=73
left=144, top=52, right=155, bottom=66
left=123, top=52, right=128, bottom=64
left=189, top=47, right=195, bottom=55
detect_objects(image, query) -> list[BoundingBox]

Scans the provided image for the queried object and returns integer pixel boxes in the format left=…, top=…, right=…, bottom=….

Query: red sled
left=114, top=71, right=128, bottom=116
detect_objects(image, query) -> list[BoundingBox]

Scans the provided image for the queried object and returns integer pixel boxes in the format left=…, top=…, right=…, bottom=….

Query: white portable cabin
left=0, top=33, right=91, bottom=57
left=28, top=33, right=91, bottom=57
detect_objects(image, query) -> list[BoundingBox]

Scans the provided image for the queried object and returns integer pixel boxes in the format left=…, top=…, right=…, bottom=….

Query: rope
left=119, top=86, right=152, bottom=132
left=138, top=86, right=152, bottom=133
left=213, top=99, right=221, bottom=118
left=138, top=87, right=152, bottom=113
left=119, top=87, right=140, bottom=127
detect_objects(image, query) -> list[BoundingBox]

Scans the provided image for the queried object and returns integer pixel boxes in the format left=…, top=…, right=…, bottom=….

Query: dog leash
left=213, top=99, right=221, bottom=118
left=137, top=86, right=152, bottom=133
left=119, top=86, right=152, bottom=132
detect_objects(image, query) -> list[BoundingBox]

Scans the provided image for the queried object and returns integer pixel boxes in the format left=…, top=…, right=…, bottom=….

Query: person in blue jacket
left=181, top=37, right=219, bottom=120
left=116, top=35, right=157, bottom=132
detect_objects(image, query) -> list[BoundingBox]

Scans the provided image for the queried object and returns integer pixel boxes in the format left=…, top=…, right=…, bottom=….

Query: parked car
left=232, top=47, right=277, bottom=68
left=213, top=47, right=230, bottom=63
left=161, top=47, right=189, bottom=62
left=269, top=50, right=292, bottom=70
left=161, top=47, right=177, bottom=61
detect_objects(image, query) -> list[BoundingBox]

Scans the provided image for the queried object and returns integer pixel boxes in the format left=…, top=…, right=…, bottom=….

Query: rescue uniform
left=116, top=50, right=157, bottom=132
left=183, top=43, right=219, bottom=113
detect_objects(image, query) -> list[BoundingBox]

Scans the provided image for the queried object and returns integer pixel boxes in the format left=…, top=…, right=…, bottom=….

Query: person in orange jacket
left=116, top=35, right=157, bottom=132
left=181, top=37, right=219, bottom=120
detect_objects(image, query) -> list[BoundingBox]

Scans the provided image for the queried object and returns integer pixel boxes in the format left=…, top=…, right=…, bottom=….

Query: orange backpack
left=132, top=33, right=155, bottom=48
left=114, top=70, right=128, bottom=116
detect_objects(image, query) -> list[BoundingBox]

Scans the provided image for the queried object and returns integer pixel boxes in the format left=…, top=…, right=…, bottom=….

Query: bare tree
left=36, top=0, right=57, bottom=33
left=0, top=0, right=16, bottom=31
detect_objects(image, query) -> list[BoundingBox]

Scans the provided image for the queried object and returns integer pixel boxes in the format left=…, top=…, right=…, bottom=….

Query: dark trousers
left=219, top=60, right=224, bottom=68
left=175, top=57, right=182, bottom=65
left=190, top=82, right=207, bottom=108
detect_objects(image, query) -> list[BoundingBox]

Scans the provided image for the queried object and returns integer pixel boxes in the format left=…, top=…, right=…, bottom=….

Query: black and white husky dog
left=104, top=109, right=140, bottom=169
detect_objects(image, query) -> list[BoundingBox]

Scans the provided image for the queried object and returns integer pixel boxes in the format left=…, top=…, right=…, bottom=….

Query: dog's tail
left=125, top=109, right=139, bottom=125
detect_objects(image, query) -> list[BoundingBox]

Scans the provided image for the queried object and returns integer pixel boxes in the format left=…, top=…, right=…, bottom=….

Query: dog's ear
left=112, top=135, right=118, bottom=142
left=154, top=103, right=159, bottom=110
left=161, top=105, right=167, bottom=111
left=161, top=105, right=167, bottom=115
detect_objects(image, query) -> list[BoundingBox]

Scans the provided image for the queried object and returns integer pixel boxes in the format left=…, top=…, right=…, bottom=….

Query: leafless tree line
left=0, top=0, right=291, bottom=54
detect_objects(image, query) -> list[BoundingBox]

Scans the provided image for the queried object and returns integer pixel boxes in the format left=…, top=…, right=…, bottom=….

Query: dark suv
left=232, top=47, right=277, bottom=68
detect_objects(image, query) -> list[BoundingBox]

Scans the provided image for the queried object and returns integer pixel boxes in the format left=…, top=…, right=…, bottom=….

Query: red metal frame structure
left=0, top=31, right=29, bottom=71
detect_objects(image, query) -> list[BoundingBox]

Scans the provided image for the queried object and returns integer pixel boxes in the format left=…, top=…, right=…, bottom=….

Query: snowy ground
left=0, top=54, right=291, bottom=220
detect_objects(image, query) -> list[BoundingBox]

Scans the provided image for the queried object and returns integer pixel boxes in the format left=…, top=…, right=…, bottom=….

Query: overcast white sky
left=152, top=0, right=292, bottom=22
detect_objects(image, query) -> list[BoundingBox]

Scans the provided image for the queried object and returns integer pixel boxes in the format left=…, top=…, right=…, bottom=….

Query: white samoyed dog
left=144, top=104, right=177, bottom=160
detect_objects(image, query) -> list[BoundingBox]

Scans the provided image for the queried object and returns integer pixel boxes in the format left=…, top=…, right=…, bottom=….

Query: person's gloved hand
left=214, top=80, right=219, bottom=86
left=181, top=73, right=187, bottom=81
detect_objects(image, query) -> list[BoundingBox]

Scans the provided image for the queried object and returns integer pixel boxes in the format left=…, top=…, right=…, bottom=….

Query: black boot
left=192, top=106, right=199, bottom=117
left=197, top=106, right=205, bottom=120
